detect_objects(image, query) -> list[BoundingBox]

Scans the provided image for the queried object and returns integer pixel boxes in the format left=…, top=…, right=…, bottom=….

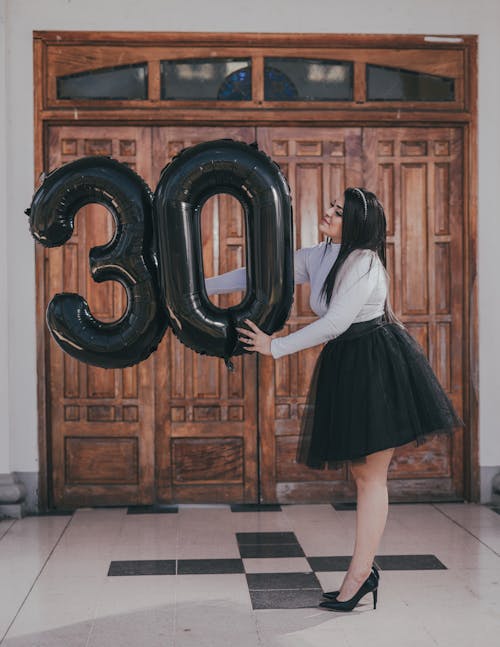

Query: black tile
left=177, top=559, right=244, bottom=575
left=239, top=544, right=305, bottom=559
left=332, top=501, right=467, bottom=511
left=388, top=500, right=464, bottom=505
left=375, top=554, right=447, bottom=570
left=127, top=505, right=178, bottom=514
left=332, top=502, right=357, bottom=511
left=231, top=504, right=282, bottom=512
left=34, top=510, right=74, bottom=516
left=250, top=589, right=322, bottom=609
left=307, top=556, right=353, bottom=571
left=246, top=572, right=321, bottom=590
left=236, top=532, right=299, bottom=545
left=108, top=560, right=176, bottom=576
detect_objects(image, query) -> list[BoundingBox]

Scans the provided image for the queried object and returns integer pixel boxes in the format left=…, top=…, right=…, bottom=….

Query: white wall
left=2, top=0, right=499, bottom=486
left=0, top=0, right=10, bottom=474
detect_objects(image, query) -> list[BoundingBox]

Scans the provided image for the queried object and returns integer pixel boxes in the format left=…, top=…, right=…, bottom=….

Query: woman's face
left=319, top=196, right=343, bottom=242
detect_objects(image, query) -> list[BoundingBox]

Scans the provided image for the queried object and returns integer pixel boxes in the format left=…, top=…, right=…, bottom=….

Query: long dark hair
left=319, top=187, right=402, bottom=325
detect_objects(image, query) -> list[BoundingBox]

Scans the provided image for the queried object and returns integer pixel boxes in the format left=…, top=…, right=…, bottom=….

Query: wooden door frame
left=33, top=32, right=478, bottom=509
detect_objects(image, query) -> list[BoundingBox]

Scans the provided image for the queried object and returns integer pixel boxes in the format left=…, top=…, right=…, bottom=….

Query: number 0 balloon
left=153, top=139, right=294, bottom=368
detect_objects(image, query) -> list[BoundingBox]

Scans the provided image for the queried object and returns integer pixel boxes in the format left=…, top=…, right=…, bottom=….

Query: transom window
left=57, top=63, right=148, bottom=100
left=366, top=65, right=455, bottom=101
left=264, top=58, right=353, bottom=101
left=50, top=42, right=464, bottom=109
left=160, top=58, right=252, bottom=100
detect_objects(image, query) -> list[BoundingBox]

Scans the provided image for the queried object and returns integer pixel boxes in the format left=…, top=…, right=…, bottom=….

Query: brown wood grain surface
left=34, top=32, right=477, bottom=507
left=45, top=126, right=156, bottom=507
left=152, top=126, right=259, bottom=504
left=256, top=126, right=464, bottom=502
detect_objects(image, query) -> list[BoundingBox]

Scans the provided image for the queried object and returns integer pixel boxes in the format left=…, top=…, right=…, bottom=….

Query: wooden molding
left=33, top=31, right=477, bottom=49
left=33, top=31, right=479, bottom=507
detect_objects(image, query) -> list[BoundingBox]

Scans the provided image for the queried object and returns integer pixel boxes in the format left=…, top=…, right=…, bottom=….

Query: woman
left=205, top=187, right=463, bottom=612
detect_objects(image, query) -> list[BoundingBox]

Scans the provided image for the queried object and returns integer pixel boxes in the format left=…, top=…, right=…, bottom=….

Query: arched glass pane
left=367, top=65, right=455, bottom=101
left=57, top=63, right=148, bottom=100
left=161, top=59, right=251, bottom=100
left=264, top=58, right=353, bottom=101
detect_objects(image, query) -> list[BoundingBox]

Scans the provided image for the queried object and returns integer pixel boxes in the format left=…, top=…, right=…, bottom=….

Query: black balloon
left=153, top=139, right=294, bottom=368
left=25, top=156, right=169, bottom=368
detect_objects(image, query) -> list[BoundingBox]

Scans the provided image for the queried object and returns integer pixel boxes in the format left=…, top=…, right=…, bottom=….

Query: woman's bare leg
left=336, top=447, right=395, bottom=601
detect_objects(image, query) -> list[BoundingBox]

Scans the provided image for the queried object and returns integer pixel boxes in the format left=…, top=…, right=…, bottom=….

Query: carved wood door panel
left=46, top=125, right=259, bottom=506
left=152, top=127, right=259, bottom=503
left=45, top=124, right=465, bottom=507
left=46, top=126, right=156, bottom=507
left=363, top=127, right=464, bottom=499
left=257, top=126, right=465, bottom=503
left=256, top=127, right=364, bottom=502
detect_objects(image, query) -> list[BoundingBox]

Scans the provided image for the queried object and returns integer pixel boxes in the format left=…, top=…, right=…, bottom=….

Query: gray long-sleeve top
left=204, top=241, right=387, bottom=359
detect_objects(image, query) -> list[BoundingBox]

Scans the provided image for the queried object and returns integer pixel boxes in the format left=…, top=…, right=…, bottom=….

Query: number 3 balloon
left=25, top=156, right=169, bottom=369
left=25, top=140, right=294, bottom=370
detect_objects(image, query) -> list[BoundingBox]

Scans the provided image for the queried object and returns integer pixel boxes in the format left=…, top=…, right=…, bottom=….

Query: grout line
left=172, top=510, right=180, bottom=645
left=248, top=588, right=321, bottom=592
left=238, top=545, right=304, bottom=550
left=0, top=518, right=17, bottom=542
left=0, top=515, right=74, bottom=645
left=84, top=510, right=128, bottom=647
left=431, top=504, right=500, bottom=557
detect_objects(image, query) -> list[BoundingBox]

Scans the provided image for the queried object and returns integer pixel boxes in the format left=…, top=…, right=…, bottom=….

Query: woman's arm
left=270, top=250, right=381, bottom=359
left=204, top=247, right=310, bottom=296
left=205, top=267, right=246, bottom=296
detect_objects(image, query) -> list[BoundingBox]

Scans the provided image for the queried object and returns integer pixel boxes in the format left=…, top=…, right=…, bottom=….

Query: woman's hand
left=236, top=319, right=274, bottom=356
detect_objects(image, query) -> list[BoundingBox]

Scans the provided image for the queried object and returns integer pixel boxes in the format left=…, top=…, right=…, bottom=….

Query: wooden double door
left=44, top=124, right=465, bottom=507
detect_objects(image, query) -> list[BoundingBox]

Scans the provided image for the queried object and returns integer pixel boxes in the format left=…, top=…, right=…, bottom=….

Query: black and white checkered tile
left=108, top=519, right=448, bottom=609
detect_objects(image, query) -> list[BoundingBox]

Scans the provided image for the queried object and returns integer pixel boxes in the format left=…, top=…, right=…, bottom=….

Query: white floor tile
left=256, top=609, right=351, bottom=647
left=0, top=519, right=15, bottom=541
left=4, top=581, right=100, bottom=638
left=1, top=504, right=499, bottom=647
left=243, top=557, right=312, bottom=573
left=177, top=535, right=240, bottom=559
left=435, top=502, right=500, bottom=528
left=94, top=575, right=176, bottom=615
left=0, top=517, right=70, bottom=640
left=2, top=620, right=93, bottom=647
left=419, top=603, right=500, bottom=647
left=87, top=610, right=174, bottom=647
left=174, top=575, right=256, bottom=646
left=230, top=514, right=292, bottom=534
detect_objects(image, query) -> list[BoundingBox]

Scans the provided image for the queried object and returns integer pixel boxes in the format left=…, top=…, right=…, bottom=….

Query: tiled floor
left=0, top=502, right=499, bottom=646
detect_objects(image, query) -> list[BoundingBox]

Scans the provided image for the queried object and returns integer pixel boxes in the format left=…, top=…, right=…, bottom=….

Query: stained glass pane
left=57, top=63, right=148, bottom=100
left=161, top=59, right=251, bottom=100
left=264, top=58, right=352, bottom=101
left=367, top=65, right=455, bottom=101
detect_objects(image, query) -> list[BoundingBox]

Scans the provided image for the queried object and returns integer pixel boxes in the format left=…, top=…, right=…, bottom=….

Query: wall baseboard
left=0, top=472, right=38, bottom=518
left=480, top=466, right=500, bottom=504
left=2, top=470, right=499, bottom=514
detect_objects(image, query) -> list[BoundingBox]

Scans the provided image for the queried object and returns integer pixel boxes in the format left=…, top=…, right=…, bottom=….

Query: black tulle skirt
left=297, top=316, right=464, bottom=470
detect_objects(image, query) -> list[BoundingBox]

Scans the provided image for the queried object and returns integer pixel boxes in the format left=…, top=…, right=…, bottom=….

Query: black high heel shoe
left=319, top=568, right=379, bottom=611
left=322, top=565, right=379, bottom=600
